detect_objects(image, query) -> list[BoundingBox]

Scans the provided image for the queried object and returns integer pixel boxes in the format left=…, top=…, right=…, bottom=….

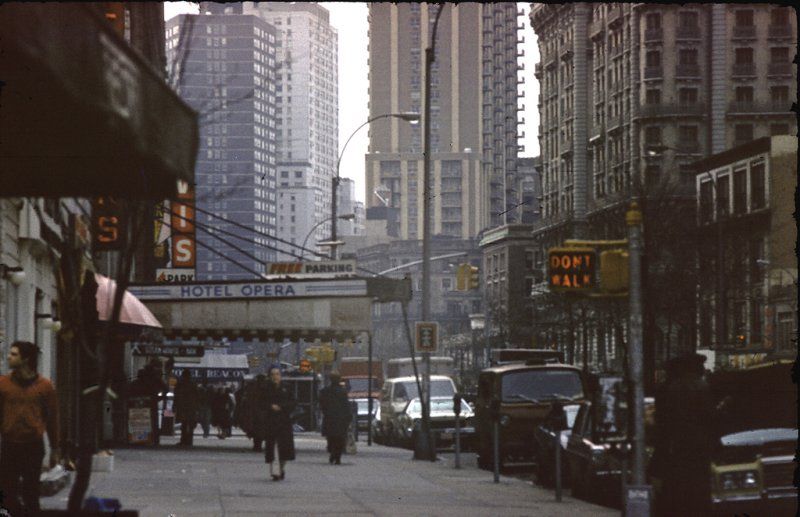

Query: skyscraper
left=366, top=3, right=524, bottom=240
left=166, top=12, right=279, bottom=279
left=243, top=2, right=339, bottom=259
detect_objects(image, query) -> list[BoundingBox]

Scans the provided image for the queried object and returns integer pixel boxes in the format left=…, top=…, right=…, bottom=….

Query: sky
left=163, top=2, right=539, bottom=203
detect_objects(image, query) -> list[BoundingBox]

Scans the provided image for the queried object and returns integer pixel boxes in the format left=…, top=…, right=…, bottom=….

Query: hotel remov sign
left=548, top=247, right=598, bottom=292
left=128, top=279, right=368, bottom=301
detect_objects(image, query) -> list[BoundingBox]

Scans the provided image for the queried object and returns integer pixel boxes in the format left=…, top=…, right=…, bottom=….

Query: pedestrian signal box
left=599, top=249, right=629, bottom=293
left=415, top=322, right=438, bottom=353
left=548, top=247, right=597, bottom=291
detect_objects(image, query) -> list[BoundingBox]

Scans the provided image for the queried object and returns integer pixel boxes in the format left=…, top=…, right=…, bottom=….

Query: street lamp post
left=330, top=112, right=419, bottom=259
left=299, top=213, right=355, bottom=261
left=417, top=2, right=446, bottom=462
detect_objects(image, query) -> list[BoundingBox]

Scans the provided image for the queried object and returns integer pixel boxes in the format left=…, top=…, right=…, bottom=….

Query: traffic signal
left=599, top=249, right=629, bottom=293
left=104, top=3, right=125, bottom=35
left=455, top=263, right=468, bottom=291
left=468, top=265, right=479, bottom=290
left=736, top=334, right=746, bottom=347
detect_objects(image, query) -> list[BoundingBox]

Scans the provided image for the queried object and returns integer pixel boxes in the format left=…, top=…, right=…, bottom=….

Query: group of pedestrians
left=174, top=376, right=237, bottom=445
left=174, top=365, right=298, bottom=482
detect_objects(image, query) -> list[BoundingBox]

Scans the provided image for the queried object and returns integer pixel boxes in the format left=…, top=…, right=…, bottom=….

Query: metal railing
left=732, top=63, right=756, bottom=77
left=768, top=24, right=793, bottom=39
left=676, top=25, right=701, bottom=40
left=768, top=62, right=792, bottom=77
left=676, top=64, right=701, bottom=77
left=644, top=66, right=663, bottom=79
left=732, top=25, right=757, bottom=39
left=644, top=28, right=663, bottom=42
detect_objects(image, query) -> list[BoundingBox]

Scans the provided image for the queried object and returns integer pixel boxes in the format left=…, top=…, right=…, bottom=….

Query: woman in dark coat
left=174, top=370, right=199, bottom=447
left=319, top=372, right=351, bottom=464
left=263, top=366, right=296, bottom=481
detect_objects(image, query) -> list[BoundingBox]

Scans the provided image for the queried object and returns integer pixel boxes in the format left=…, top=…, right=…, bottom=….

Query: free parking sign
left=415, top=322, right=438, bottom=353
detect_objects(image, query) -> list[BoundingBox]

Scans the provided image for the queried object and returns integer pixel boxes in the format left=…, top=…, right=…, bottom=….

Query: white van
left=378, top=375, right=457, bottom=445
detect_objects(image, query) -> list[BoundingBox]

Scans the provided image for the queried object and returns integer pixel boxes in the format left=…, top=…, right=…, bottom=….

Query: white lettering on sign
left=128, top=280, right=368, bottom=301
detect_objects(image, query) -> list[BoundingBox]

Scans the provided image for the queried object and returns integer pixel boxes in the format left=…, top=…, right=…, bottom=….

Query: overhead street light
left=299, top=213, right=355, bottom=261
left=330, top=112, right=420, bottom=259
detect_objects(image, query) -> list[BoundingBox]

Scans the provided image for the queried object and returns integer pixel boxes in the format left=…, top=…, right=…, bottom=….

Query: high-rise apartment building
left=243, top=2, right=339, bottom=258
left=166, top=13, right=279, bottom=279
left=530, top=3, right=796, bottom=236
left=366, top=3, right=524, bottom=240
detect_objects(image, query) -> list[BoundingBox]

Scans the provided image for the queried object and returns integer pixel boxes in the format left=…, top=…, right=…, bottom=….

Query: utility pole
left=626, top=203, right=648, bottom=505
left=417, top=3, right=445, bottom=462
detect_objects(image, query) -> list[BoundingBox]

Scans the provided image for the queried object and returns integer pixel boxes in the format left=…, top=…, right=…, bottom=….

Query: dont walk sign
left=548, top=247, right=597, bottom=291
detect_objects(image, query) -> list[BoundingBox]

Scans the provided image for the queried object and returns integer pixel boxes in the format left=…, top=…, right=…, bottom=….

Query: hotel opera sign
left=548, top=247, right=597, bottom=291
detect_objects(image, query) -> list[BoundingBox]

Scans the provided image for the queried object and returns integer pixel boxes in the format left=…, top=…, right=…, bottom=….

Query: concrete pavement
left=41, top=433, right=616, bottom=516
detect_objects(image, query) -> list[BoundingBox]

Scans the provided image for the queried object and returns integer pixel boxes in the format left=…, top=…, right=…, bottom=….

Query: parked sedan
left=533, top=403, right=581, bottom=487
left=394, top=397, right=476, bottom=450
left=564, top=399, right=655, bottom=503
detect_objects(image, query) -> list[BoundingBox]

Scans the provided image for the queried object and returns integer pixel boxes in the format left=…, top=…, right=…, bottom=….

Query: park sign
left=548, top=247, right=597, bottom=291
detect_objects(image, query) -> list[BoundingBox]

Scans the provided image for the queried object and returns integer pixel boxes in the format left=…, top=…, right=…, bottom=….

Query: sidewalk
left=42, top=433, right=616, bottom=516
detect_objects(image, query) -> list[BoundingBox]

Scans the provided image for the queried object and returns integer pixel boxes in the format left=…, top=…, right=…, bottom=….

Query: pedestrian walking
left=652, top=353, right=714, bottom=516
left=225, top=387, right=236, bottom=437
left=174, top=370, right=199, bottom=447
left=0, top=341, right=60, bottom=515
left=263, top=366, right=296, bottom=481
left=319, top=372, right=351, bottom=465
left=197, top=385, right=212, bottom=438
left=212, top=386, right=229, bottom=439
left=249, top=375, right=268, bottom=451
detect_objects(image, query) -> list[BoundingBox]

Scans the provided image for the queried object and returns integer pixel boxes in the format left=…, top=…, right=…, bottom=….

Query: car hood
left=715, top=428, right=797, bottom=464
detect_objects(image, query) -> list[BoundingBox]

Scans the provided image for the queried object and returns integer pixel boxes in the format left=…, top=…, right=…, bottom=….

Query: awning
left=0, top=3, right=198, bottom=199
left=95, top=274, right=161, bottom=329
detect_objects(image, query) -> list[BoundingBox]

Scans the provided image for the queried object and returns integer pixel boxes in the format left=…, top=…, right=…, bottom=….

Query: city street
left=42, top=432, right=614, bottom=516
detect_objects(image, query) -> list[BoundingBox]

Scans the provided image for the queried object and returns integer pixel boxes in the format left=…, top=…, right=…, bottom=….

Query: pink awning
left=95, top=273, right=161, bottom=329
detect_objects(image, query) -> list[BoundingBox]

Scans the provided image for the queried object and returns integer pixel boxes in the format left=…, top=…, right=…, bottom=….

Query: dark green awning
left=0, top=3, right=198, bottom=199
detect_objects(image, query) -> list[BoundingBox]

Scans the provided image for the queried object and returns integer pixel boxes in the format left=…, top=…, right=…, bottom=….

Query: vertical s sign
left=171, top=189, right=195, bottom=267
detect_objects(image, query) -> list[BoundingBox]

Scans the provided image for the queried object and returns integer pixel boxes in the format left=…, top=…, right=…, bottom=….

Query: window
left=679, top=11, right=698, bottom=28
left=750, top=161, right=765, bottom=209
left=770, top=47, right=789, bottom=63
left=679, top=87, right=698, bottom=105
left=771, top=7, right=791, bottom=26
left=281, top=171, right=288, bottom=178
left=735, top=47, right=753, bottom=64
left=679, top=49, right=698, bottom=65
left=646, top=50, right=661, bottom=67
left=646, top=13, right=661, bottom=29
left=772, top=85, right=789, bottom=102
left=442, top=278, right=452, bottom=291
left=645, top=126, right=662, bottom=144
left=716, top=175, right=730, bottom=217
left=645, top=89, right=661, bottom=104
left=699, top=181, right=714, bottom=223
left=733, top=167, right=747, bottom=214
left=678, top=125, right=698, bottom=147
left=735, top=124, right=753, bottom=144
left=735, top=10, right=754, bottom=27
left=294, top=171, right=302, bottom=178
left=735, top=86, right=753, bottom=102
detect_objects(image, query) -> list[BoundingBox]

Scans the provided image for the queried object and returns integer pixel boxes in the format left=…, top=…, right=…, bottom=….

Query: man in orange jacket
left=0, top=340, right=60, bottom=515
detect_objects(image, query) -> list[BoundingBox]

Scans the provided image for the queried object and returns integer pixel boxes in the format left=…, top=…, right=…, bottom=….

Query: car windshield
left=356, top=399, right=377, bottom=413
left=501, top=369, right=584, bottom=403
left=347, top=378, right=374, bottom=392
left=397, top=379, right=454, bottom=400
